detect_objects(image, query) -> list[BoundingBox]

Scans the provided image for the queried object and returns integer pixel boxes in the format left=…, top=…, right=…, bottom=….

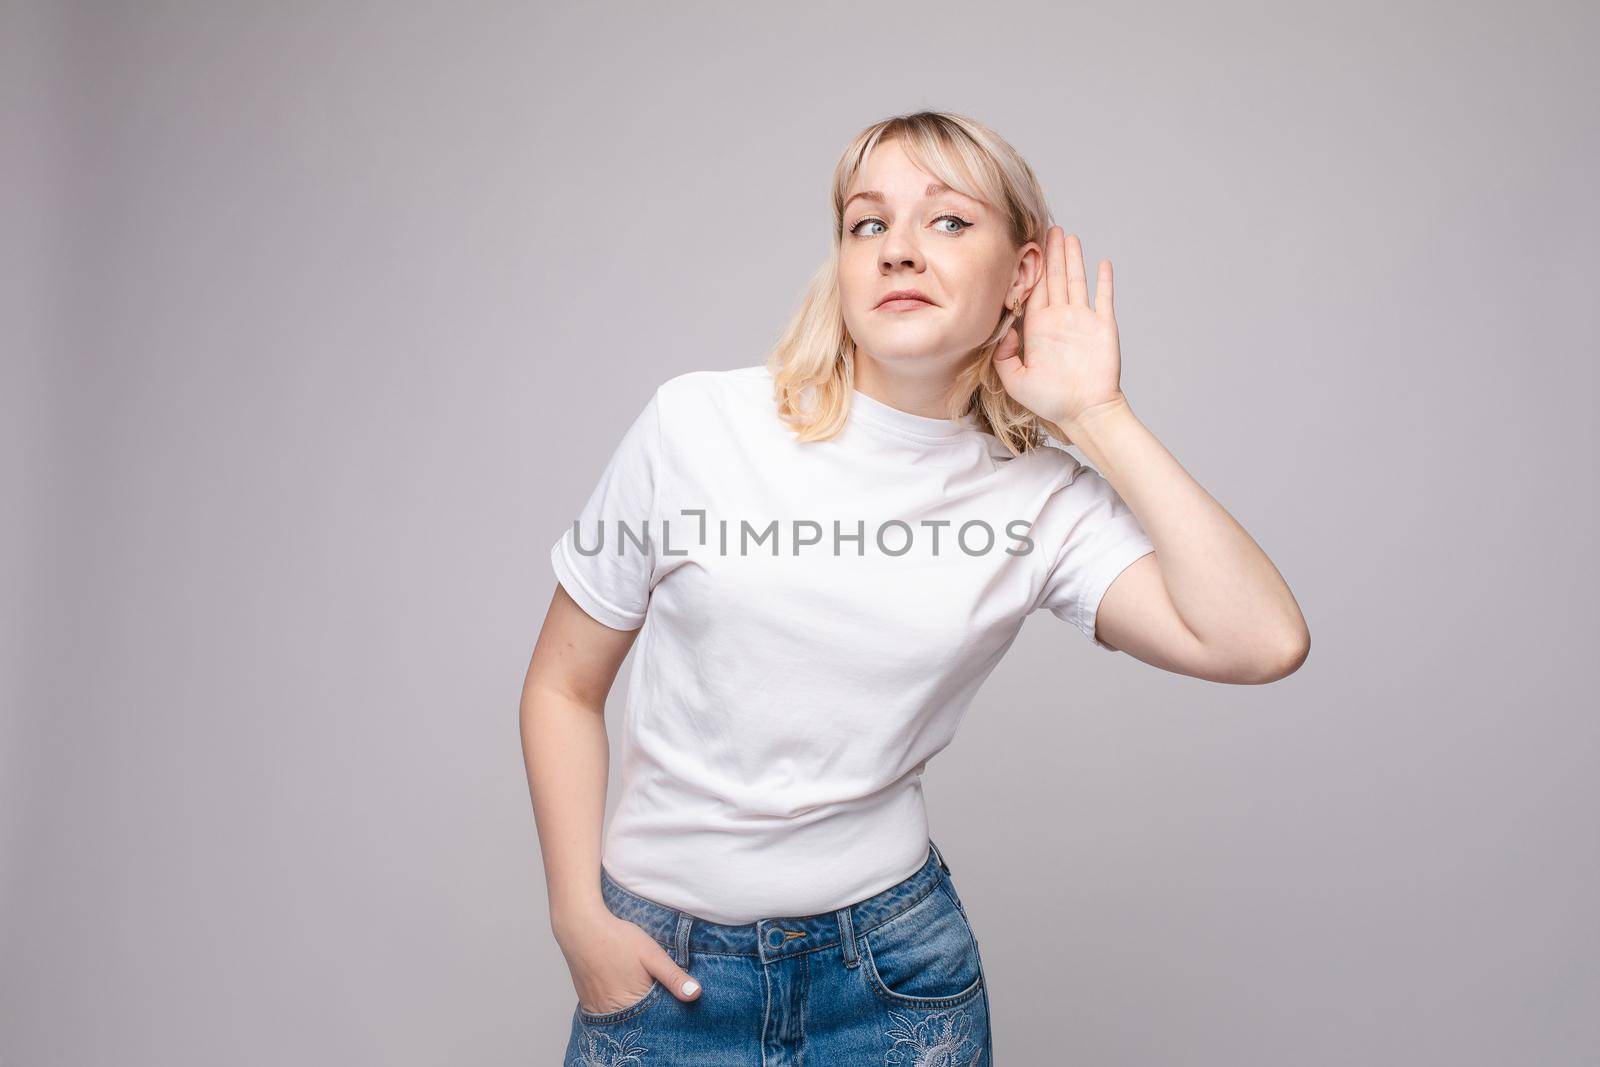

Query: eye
left=847, top=213, right=974, bottom=238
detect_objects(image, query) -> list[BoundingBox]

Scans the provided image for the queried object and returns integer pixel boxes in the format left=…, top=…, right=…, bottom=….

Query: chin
left=866, top=323, right=982, bottom=359
left=859, top=338, right=949, bottom=363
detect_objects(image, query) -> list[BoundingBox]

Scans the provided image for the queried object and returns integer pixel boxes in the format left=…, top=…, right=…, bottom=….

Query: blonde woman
left=523, top=110, right=1309, bottom=1065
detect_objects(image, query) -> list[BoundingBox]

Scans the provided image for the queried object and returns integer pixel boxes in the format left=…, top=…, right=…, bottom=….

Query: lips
left=876, top=289, right=936, bottom=309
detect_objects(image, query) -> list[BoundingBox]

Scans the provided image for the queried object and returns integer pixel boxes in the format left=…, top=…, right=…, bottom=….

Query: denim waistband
left=597, top=837, right=955, bottom=963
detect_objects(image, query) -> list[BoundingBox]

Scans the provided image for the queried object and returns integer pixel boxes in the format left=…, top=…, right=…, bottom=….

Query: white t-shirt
left=549, top=364, right=1154, bottom=924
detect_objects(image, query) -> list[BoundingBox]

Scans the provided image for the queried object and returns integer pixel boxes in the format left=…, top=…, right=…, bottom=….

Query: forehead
left=847, top=141, right=982, bottom=206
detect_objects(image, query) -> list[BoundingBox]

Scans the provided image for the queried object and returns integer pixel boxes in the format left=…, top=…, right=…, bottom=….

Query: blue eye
left=847, top=213, right=974, bottom=238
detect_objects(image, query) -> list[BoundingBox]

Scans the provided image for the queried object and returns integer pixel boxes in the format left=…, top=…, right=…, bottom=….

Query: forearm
left=521, top=683, right=612, bottom=944
left=1060, top=397, right=1309, bottom=659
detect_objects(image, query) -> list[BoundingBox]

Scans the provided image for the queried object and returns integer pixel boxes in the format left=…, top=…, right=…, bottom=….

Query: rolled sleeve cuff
left=549, top=537, right=646, bottom=631
left=1075, top=538, right=1155, bottom=652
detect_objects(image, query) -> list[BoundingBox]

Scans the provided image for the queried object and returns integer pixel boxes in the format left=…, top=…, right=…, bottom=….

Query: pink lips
left=876, top=289, right=936, bottom=312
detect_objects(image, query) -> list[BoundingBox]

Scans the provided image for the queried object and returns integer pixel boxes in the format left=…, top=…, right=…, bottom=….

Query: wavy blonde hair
left=766, top=110, right=1059, bottom=456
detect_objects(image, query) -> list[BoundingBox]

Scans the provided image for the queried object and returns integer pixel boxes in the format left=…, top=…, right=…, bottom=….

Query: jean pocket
left=576, top=977, right=663, bottom=1025
left=860, top=880, right=984, bottom=1009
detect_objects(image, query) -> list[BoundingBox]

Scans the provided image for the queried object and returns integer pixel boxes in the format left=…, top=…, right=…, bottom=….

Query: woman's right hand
left=556, top=907, right=702, bottom=1015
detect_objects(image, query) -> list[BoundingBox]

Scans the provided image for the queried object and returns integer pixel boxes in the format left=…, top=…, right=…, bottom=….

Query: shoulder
left=655, top=364, right=770, bottom=405
left=651, top=364, right=775, bottom=432
left=1007, top=440, right=1135, bottom=527
left=999, top=436, right=1087, bottom=491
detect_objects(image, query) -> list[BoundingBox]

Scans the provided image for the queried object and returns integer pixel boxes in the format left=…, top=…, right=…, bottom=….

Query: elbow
left=1251, top=626, right=1310, bottom=684
left=1213, top=626, right=1309, bottom=685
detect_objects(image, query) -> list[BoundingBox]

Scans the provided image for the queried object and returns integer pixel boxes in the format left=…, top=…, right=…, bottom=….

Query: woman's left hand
left=992, top=226, right=1128, bottom=435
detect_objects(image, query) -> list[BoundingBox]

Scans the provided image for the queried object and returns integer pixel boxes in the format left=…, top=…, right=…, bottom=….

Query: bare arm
left=520, top=583, right=634, bottom=933
left=1068, top=397, right=1311, bottom=683
left=520, top=583, right=701, bottom=1010
left=993, top=226, right=1309, bottom=683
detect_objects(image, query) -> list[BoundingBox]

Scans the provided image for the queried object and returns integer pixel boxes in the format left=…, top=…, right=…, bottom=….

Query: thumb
left=993, top=324, right=1021, bottom=366
left=992, top=326, right=1024, bottom=387
left=643, top=942, right=702, bottom=1002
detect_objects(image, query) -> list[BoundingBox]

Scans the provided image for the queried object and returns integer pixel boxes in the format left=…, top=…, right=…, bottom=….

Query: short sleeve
left=548, top=390, right=664, bottom=630
left=1029, top=461, right=1156, bottom=651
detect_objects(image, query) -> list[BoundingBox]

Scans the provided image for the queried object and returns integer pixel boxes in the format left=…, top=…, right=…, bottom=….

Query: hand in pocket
left=559, top=910, right=701, bottom=1015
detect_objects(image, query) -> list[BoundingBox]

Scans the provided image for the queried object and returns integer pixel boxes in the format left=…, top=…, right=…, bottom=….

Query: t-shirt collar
left=847, top=385, right=981, bottom=444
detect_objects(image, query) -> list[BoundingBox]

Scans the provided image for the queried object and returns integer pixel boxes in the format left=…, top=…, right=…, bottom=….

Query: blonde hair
left=766, top=110, right=1059, bottom=456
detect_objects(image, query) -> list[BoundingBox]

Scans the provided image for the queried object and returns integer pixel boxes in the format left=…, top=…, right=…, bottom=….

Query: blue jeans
left=564, top=837, right=992, bottom=1066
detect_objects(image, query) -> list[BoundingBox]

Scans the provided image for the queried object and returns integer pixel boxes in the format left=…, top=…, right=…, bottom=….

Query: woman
left=522, top=110, right=1309, bottom=1065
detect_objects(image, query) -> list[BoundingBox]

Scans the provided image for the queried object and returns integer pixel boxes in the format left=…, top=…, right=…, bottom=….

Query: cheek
left=944, top=263, right=1009, bottom=319
left=837, top=266, right=866, bottom=302
left=938, top=264, right=1012, bottom=343
left=837, top=255, right=882, bottom=313
left=939, top=245, right=1006, bottom=295
left=836, top=246, right=863, bottom=286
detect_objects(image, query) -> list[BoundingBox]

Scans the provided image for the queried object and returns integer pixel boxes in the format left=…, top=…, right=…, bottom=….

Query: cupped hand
left=559, top=909, right=702, bottom=1014
left=992, top=226, right=1129, bottom=435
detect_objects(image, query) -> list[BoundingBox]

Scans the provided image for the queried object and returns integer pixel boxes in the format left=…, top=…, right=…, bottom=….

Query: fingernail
left=681, top=979, right=699, bottom=996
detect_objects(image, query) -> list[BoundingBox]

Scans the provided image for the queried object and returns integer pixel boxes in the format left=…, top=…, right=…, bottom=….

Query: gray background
left=4, top=1, right=1595, bottom=1064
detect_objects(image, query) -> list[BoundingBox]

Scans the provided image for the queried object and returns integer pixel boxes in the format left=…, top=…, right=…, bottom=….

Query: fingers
left=1096, top=258, right=1113, bottom=317
left=645, top=941, right=702, bottom=1002
left=1044, top=226, right=1097, bottom=308
left=1025, top=266, right=1048, bottom=316
left=1045, top=226, right=1069, bottom=306
left=1065, top=232, right=1089, bottom=306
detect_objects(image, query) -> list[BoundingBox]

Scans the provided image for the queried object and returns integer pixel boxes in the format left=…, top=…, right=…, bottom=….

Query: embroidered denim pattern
left=571, top=1023, right=650, bottom=1067
left=883, top=1008, right=984, bottom=1066
left=563, top=838, right=992, bottom=1066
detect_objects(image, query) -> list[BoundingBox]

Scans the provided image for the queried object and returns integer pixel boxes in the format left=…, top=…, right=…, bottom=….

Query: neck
left=851, top=356, right=962, bottom=420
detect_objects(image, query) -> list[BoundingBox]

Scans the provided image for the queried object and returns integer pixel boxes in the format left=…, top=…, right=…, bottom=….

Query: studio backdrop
left=3, top=2, right=1595, bottom=1065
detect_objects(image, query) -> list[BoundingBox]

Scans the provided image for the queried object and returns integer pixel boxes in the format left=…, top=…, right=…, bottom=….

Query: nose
left=879, top=227, right=924, bottom=274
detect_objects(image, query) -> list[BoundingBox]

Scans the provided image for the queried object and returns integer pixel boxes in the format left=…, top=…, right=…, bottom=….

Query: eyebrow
left=842, top=181, right=975, bottom=213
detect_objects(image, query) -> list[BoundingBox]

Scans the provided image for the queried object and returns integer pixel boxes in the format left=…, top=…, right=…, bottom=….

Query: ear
left=1008, top=241, right=1045, bottom=309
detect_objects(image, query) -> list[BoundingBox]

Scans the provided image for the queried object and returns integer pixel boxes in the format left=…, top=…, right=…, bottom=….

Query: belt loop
left=674, top=912, right=693, bottom=968
left=836, top=907, right=859, bottom=968
left=929, top=837, right=952, bottom=875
